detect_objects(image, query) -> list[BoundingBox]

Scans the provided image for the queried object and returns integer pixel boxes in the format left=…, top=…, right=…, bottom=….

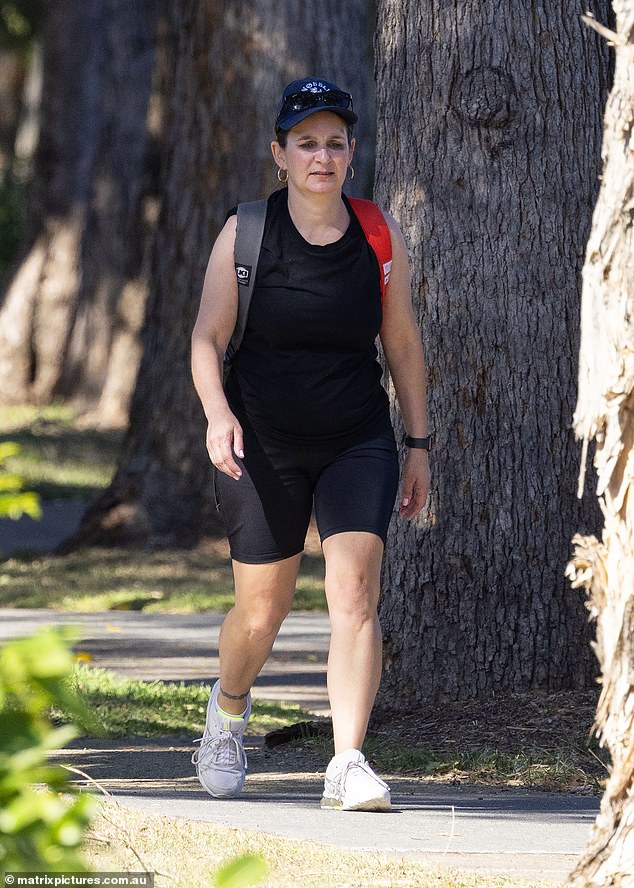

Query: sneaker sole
left=320, top=795, right=391, bottom=812
left=195, top=761, right=246, bottom=799
left=198, top=777, right=246, bottom=799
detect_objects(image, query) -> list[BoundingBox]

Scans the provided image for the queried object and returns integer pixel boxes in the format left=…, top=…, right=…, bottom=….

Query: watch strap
left=404, top=435, right=431, bottom=450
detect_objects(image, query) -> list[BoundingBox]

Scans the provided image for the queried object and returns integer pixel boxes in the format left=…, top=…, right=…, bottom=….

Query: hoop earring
left=277, top=167, right=288, bottom=183
left=347, top=165, right=355, bottom=180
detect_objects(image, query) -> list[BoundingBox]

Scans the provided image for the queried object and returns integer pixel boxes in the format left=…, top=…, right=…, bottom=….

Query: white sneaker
left=191, top=679, right=252, bottom=798
left=321, top=748, right=391, bottom=811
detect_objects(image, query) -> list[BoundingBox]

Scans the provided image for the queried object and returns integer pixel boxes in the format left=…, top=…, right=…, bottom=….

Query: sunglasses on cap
left=276, top=89, right=353, bottom=122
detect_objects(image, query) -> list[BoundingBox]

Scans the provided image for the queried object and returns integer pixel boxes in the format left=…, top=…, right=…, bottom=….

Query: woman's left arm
left=379, top=212, right=431, bottom=520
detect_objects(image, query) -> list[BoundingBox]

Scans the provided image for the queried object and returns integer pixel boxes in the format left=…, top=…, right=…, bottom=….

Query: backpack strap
left=347, top=197, right=393, bottom=306
left=223, top=198, right=268, bottom=383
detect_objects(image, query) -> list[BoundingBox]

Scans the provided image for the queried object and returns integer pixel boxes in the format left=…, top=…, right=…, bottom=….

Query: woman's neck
left=286, top=187, right=350, bottom=246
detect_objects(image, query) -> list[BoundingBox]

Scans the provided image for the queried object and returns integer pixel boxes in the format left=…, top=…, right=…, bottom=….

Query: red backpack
left=347, top=197, right=393, bottom=305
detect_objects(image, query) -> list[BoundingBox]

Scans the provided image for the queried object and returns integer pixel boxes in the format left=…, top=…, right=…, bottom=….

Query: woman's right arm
left=191, top=215, right=244, bottom=480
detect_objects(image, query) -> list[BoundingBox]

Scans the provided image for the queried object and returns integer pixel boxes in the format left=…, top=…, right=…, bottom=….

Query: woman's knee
left=238, top=606, right=290, bottom=641
left=231, top=555, right=299, bottom=638
left=325, top=570, right=380, bottom=626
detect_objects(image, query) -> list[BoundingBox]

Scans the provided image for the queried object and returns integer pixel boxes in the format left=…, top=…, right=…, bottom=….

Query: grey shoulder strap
left=223, top=198, right=268, bottom=383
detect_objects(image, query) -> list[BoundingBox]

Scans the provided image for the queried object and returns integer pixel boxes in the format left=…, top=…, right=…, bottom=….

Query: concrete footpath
left=0, top=608, right=599, bottom=883
left=50, top=733, right=596, bottom=883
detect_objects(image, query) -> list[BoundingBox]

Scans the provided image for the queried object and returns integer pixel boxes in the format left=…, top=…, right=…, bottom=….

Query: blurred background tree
left=0, top=1, right=44, bottom=283
left=0, top=0, right=164, bottom=425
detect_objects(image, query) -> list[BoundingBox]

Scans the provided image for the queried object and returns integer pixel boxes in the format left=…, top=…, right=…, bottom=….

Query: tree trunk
left=373, top=0, right=614, bottom=704
left=0, top=36, right=42, bottom=323
left=0, top=49, right=27, bottom=179
left=0, top=1, right=43, bottom=187
left=0, top=0, right=162, bottom=427
left=62, top=0, right=376, bottom=549
left=566, top=4, right=634, bottom=884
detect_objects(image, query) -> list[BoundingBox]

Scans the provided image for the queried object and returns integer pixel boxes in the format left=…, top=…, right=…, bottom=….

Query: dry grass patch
left=82, top=796, right=560, bottom=888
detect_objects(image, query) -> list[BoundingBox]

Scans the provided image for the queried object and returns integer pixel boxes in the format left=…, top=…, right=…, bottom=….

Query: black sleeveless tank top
left=223, top=188, right=392, bottom=445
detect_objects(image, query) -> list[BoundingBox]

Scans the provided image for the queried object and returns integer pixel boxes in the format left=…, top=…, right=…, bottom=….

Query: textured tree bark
left=566, top=4, right=634, bottom=884
left=373, top=0, right=614, bottom=703
left=0, top=0, right=162, bottom=426
left=63, top=0, right=376, bottom=548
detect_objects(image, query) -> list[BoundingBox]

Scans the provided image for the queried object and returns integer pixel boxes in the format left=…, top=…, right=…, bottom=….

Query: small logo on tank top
left=383, top=259, right=392, bottom=286
left=235, top=264, right=252, bottom=286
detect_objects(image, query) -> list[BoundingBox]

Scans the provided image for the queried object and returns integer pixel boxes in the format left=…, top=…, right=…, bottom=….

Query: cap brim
left=276, top=105, right=358, bottom=131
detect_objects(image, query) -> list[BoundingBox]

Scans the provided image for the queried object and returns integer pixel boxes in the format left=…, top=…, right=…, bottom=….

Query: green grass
left=448, top=747, right=594, bottom=790
left=53, top=663, right=315, bottom=738
left=50, top=666, right=602, bottom=794
left=0, top=545, right=326, bottom=611
left=297, top=732, right=604, bottom=793
left=0, top=403, right=120, bottom=499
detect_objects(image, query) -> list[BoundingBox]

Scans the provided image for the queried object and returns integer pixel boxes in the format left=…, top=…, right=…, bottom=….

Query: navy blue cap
left=275, top=77, right=358, bottom=131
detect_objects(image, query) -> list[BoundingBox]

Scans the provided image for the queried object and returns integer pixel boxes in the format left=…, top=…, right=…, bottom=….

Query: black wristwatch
left=403, top=434, right=431, bottom=451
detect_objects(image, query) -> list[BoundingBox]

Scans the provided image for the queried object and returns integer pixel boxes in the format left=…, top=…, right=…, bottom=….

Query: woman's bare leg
left=321, top=531, right=384, bottom=752
left=217, top=552, right=303, bottom=714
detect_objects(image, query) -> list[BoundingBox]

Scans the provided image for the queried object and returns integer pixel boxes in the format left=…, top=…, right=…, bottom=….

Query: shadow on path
left=48, top=733, right=598, bottom=881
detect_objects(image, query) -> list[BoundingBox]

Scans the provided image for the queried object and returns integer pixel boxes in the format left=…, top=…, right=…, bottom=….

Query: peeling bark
left=566, top=3, right=634, bottom=884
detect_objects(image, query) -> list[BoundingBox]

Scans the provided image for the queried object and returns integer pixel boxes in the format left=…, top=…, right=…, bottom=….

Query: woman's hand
left=206, top=411, right=244, bottom=480
left=398, top=449, right=431, bottom=519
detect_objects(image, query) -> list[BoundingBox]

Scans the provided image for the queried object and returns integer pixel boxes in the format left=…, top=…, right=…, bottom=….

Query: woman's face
left=272, top=111, right=355, bottom=195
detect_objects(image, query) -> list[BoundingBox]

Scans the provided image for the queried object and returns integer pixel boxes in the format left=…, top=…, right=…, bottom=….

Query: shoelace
left=326, top=758, right=389, bottom=795
left=191, top=730, right=248, bottom=770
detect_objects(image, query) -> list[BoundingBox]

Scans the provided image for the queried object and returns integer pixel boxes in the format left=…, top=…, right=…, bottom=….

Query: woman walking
left=190, top=77, right=430, bottom=811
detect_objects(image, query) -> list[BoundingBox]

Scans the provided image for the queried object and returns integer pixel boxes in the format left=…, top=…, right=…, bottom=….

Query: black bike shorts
left=213, top=420, right=400, bottom=564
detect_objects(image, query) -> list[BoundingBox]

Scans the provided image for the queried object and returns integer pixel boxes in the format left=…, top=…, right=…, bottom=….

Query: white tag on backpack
left=235, top=264, right=252, bottom=286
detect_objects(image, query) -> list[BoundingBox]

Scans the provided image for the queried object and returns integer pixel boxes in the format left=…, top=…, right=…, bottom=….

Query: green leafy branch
left=0, top=441, right=41, bottom=520
left=0, top=626, right=104, bottom=872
